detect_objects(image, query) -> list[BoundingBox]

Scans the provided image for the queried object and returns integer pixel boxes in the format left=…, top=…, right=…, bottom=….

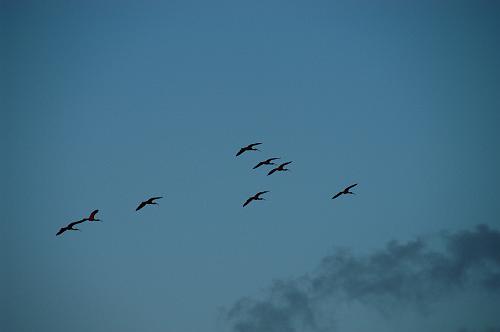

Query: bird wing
left=267, top=168, right=277, bottom=176
left=88, top=209, right=99, bottom=220
left=136, top=202, right=146, bottom=211
left=256, top=191, right=269, bottom=197
left=56, top=227, right=66, bottom=236
left=267, top=158, right=280, bottom=162
left=253, top=161, right=264, bottom=169
left=332, top=192, right=343, bottom=199
left=345, top=183, right=358, bottom=191
left=243, top=197, right=253, bottom=207
left=236, top=148, right=246, bottom=156
left=68, top=218, right=86, bottom=227
left=145, top=196, right=163, bottom=204
left=248, top=143, right=262, bottom=148
left=277, top=161, right=292, bottom=168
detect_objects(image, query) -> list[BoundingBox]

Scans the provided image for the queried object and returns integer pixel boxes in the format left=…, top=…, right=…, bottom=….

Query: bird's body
left=243, top=191, right=269, bottom=207
left=253, top=157, right=280, bottom=169
left=332, top=183, right=358, bottom=200
left=136, top=196, right=163, bottom=211
left=236, top=143, right=262, bottom=157
left=267, top=161, right=292, bottom=176
left=56, top=218, right=86, bottom=236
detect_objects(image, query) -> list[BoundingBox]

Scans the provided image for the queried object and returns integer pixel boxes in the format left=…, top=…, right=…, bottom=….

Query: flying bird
left=56, top=218, right=87, bottom=236
left=332, top=183, right=358, bottom=199
left=243, top=191, right=269, bottom=207
left=253, top=157, right=280, bottom=169
left=236, top=142, right=262, bottom=156
left=136, top=196, right=163, bottom=211
left=267, top=161, right=292, bottom=176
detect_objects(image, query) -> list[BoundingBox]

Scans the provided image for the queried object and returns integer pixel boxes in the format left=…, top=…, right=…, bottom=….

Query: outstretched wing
left=68, top=218, right=86, bottom=228
left=332, top=192, right=343, bottom=199
left=345, top=183, right=358, bottom=191
left=267, top=157, right=280, bottom=162
left=136, top=202, right=146, bottom=211
left=253, top=161, right=264, bottom=169
left=267, top=168, right=277, bottom=176
left=56, top=227, right=66, bottom=236
left=88, top=209, right=99, bottom=220
left=144, top=196, right=163, bottom=205
left=236, top=147, right=246, bottom=156
left=280, top=161, right=293, bottom=167
left=248, top=142, right=262, bottom=148
left=256, top=191, right=269, bottom=197
left=243, top=197, right=253, bottom=207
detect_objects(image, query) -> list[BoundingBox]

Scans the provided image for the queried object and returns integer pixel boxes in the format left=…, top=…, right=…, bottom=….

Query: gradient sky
left=2, top=1, right=500, bottom=331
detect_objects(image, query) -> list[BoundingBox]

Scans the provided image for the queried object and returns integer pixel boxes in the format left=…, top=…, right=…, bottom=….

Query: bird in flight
left=332, top=183, right=358, bottom=200
left=85, top=209, right=101, bottom=222
left=136, top=196, right=163, bottom=211
left=267, top=161, right=292, bottom=176
left=56, top=218, right=87, bottom=236
left=253, top=157, right=280, bottom=169
left=236, top=142, right=262, bottom=156
left=243, top=191, right=269, bottom=207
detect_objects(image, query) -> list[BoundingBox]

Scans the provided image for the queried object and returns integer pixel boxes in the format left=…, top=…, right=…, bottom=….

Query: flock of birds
left=237, top=142, right=357, bottom=207
left=56, top=142, right=357, bottom=236
left=56, top=197, right=163, bottom=236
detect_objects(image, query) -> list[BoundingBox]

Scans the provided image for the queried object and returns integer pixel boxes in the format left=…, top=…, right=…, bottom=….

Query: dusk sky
left=2, top=1, right=500, bottom=331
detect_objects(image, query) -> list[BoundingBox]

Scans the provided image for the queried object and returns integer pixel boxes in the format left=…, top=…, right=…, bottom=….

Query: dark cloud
left=227, top=280, right=317, bottom=332
left=226, top=225, right=500, bottom=332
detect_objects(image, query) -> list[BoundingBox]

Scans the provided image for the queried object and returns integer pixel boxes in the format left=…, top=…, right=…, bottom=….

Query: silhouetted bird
left=56, top=219, right=86, bottom=236
left=243, top=191, right=269, bottom=207
left=267, top=161, right=292, bottom=176
left=236, top=143, right=262, bottom=156
left=332, top=183, right=358, bottom=199
left=136, top=196, right=163, bottom=211
left=253, top=157, right=280, bottom=169
left=85, top=209, right=101, bottom=222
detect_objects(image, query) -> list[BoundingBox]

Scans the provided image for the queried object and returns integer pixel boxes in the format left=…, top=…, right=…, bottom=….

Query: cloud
left=225, top=225, right=500, bottom=332
left=227, top=279, right=319, bottom=332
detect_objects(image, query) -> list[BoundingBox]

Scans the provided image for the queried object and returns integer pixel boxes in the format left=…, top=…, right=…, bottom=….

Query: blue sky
left=2, top=1, right=500, bottom=331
